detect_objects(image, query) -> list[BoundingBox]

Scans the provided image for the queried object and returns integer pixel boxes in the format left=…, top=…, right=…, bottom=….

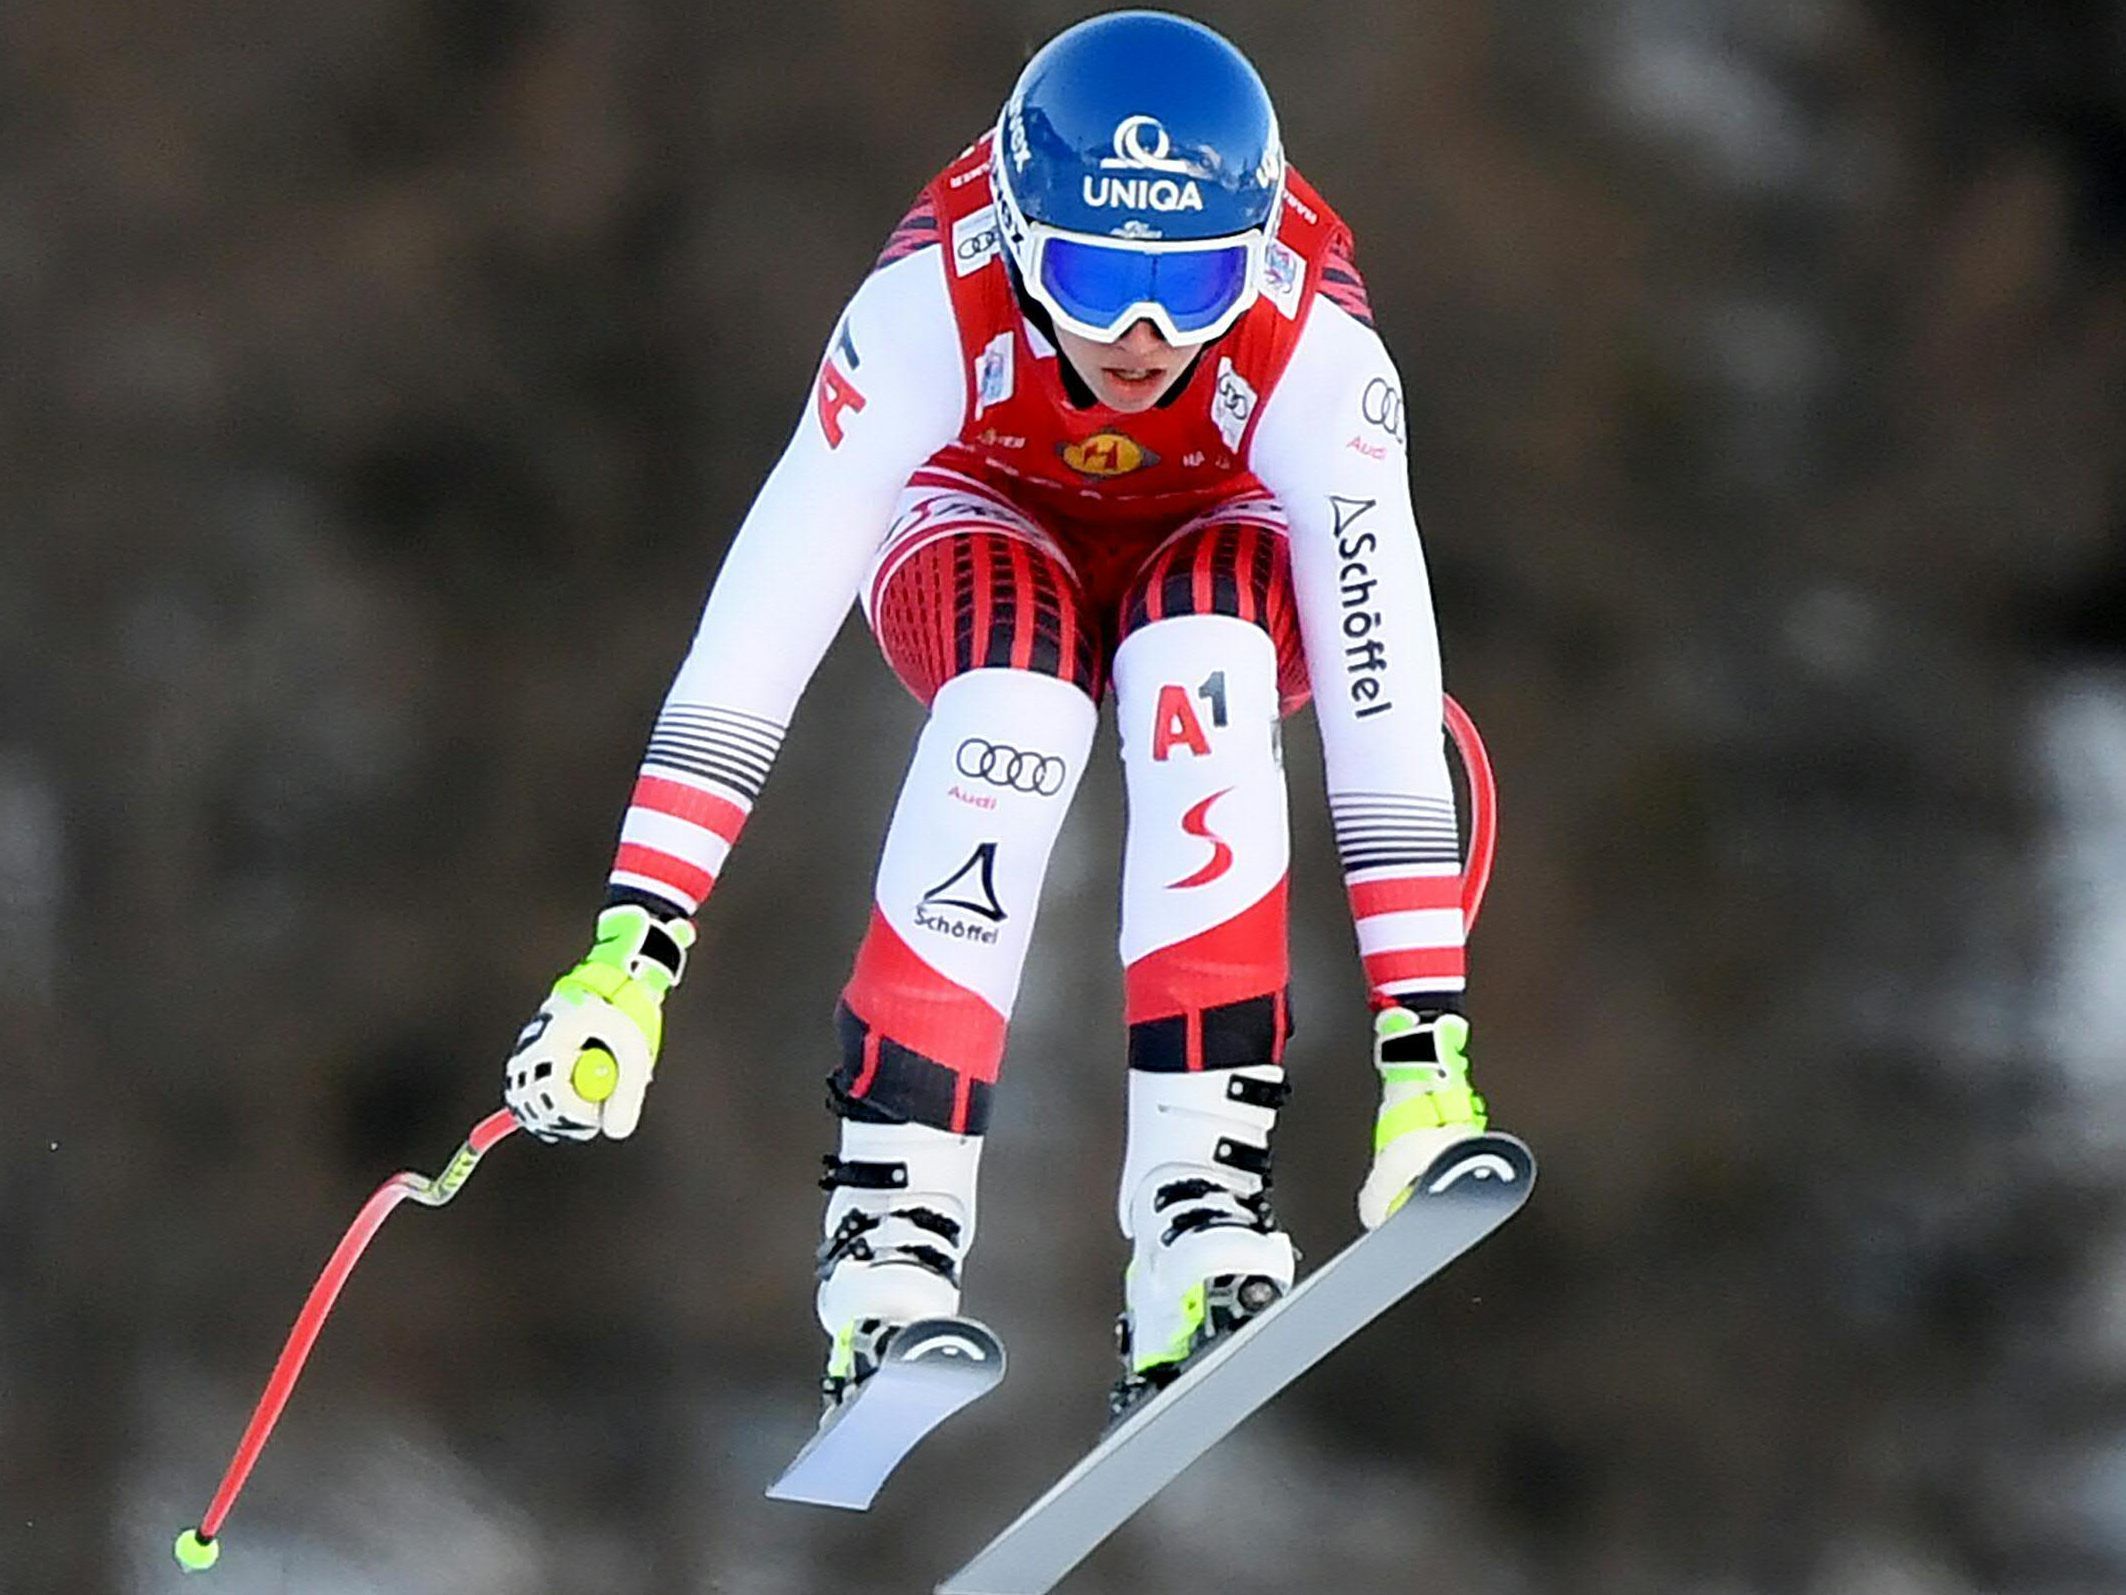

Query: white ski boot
left=1110, top=1063, right=1297, bottom=1422
left=815, top=1119, right=982, bottom=1409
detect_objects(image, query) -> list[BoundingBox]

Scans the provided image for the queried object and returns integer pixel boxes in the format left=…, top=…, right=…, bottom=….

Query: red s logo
left=1167, top=788, right=1234, bottom=889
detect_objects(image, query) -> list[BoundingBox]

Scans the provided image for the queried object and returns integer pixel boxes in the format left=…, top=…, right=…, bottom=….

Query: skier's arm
left=504, top=248, right=966, bottom=1142
left=602, top=251, right=965, bottom=918
left=1251, top=293, right=1490, bottom=1227
left=1249, top=297, right=1466, bottom=1017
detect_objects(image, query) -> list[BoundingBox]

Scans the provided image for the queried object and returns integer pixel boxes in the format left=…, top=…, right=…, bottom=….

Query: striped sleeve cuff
left=606, top=705, right=786, bottom=915
left=1333, top=792, right=1467, bottom=1005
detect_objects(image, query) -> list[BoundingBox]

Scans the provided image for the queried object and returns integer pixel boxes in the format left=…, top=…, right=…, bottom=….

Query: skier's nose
left=1113, top=319, right=1170, bottom=361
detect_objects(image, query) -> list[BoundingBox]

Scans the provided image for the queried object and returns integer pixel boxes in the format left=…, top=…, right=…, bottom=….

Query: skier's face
left=1055, top=319, right=1192, bottom=413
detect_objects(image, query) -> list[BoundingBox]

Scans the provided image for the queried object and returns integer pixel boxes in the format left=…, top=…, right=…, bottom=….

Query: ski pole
left=173, top=1101, right=530, bottom=1572
left=1443, top=692, right=1496, bottom=934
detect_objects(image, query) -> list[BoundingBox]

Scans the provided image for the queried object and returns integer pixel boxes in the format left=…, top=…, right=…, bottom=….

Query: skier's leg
left=1110, top=508, right=1309, bottom=1406
left=815, top=491, right=1100, bottom=1397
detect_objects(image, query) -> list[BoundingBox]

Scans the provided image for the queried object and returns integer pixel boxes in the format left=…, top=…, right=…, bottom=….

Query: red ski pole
left=174, top=1104, right=526, bottom=1571
left=1443, top=692, right=1497, bottom=934
left=170, top=712, right=1491, bottom=1573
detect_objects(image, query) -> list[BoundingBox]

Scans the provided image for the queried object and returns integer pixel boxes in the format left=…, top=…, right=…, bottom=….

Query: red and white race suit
left=605, top=137, right=1466, bottom=1137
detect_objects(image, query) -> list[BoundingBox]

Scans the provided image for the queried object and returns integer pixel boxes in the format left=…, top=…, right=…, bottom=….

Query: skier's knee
left=1112, top=614, right=1284, bottom=764
left=873, top=531, right=1103, bottom=705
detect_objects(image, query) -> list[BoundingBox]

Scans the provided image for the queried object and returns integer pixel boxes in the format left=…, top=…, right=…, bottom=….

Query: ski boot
left=1356, top=1007, right=1488, bottom=1230
left=814, top=1119, right=982, bottom=1412
left=1109, top=1063, right=1297, bottom=1424
left=768, top=1118, right=1002, bottom=1509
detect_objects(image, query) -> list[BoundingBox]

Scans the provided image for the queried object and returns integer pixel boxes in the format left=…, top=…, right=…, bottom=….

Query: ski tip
left=884, top=1317, right=1007, bottom=1377
left=766, top=1317, right=1008, bottom=1513
left=1416, top=1132, right=1536, bottom=1199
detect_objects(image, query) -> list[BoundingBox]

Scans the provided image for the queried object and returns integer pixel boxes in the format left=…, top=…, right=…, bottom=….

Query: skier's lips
left=1102, top=365, right=1178, bottom=393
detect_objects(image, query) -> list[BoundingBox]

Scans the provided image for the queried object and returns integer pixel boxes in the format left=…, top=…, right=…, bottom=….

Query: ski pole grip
left=571, top=1047, right=619, bottom=1103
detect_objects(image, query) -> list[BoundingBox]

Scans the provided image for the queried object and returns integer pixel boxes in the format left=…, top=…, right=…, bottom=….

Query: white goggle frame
left=991, top=140, right=1279, bottom=348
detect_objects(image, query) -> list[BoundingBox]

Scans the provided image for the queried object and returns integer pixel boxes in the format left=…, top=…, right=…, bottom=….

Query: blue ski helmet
left=992, top=11, right=1286, bottom=346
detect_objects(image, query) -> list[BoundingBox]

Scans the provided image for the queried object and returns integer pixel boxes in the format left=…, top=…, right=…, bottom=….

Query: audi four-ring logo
left=1361, top=376, right=1405, bottom=442
left=957, top=738, right=1067, bottom=795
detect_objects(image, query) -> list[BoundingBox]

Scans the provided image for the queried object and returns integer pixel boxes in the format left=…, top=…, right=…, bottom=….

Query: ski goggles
left=1021, top=225, right=1267, bottom=347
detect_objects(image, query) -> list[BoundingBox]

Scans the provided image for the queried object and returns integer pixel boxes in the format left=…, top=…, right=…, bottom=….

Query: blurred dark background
left=6, top=2, right=2126, bottom=1591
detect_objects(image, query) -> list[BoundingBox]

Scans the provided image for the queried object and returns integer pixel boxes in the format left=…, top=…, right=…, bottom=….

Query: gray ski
left=935, top=1134, right=1535, bottom=1595
left=768, top=1317, right=1007, bottom=1511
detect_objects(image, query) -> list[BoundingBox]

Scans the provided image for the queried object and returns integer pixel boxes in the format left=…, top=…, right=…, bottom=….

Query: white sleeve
left=666, top=250, right=966, bottom=718
left=602, top=250, right=964, bottom=918
left=1248, top=300, right=1468, bottom=1002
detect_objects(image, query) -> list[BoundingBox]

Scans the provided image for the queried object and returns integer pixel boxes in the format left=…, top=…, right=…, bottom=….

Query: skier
left=502, top=9, right=1495, bottom=1420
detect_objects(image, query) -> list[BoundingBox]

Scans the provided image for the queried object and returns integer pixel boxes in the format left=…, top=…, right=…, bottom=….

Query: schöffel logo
left=917, top=842, right=1008, bottom=944
left=957, top=738, right=1066, bottom=796
left=1085, top=114, right=1206, bottom=212
left=1060, top=431, right=1156, bottom=478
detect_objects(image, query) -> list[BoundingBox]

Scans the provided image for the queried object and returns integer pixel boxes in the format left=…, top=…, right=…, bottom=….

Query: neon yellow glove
left=1356, top=1008, right=1488, bottom=1229
left=503, top=904, right=696, bottom=1141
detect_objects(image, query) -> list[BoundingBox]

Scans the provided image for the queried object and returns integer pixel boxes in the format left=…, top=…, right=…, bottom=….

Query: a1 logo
left=1151, top=672, right=1229, bottom=761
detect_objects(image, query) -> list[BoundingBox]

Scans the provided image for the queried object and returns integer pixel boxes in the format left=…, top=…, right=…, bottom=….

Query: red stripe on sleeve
left=1348, top=875, right=1465, bottom=918
left=1362, top=946, right=1468, bottom=988
left=613, top=843, right=716, bottom=906
left=630, top=775, right=748, bottom=842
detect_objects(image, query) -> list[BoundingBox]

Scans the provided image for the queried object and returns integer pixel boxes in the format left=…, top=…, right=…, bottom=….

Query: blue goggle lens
left=1039, top=238, right=1252, bottom=336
